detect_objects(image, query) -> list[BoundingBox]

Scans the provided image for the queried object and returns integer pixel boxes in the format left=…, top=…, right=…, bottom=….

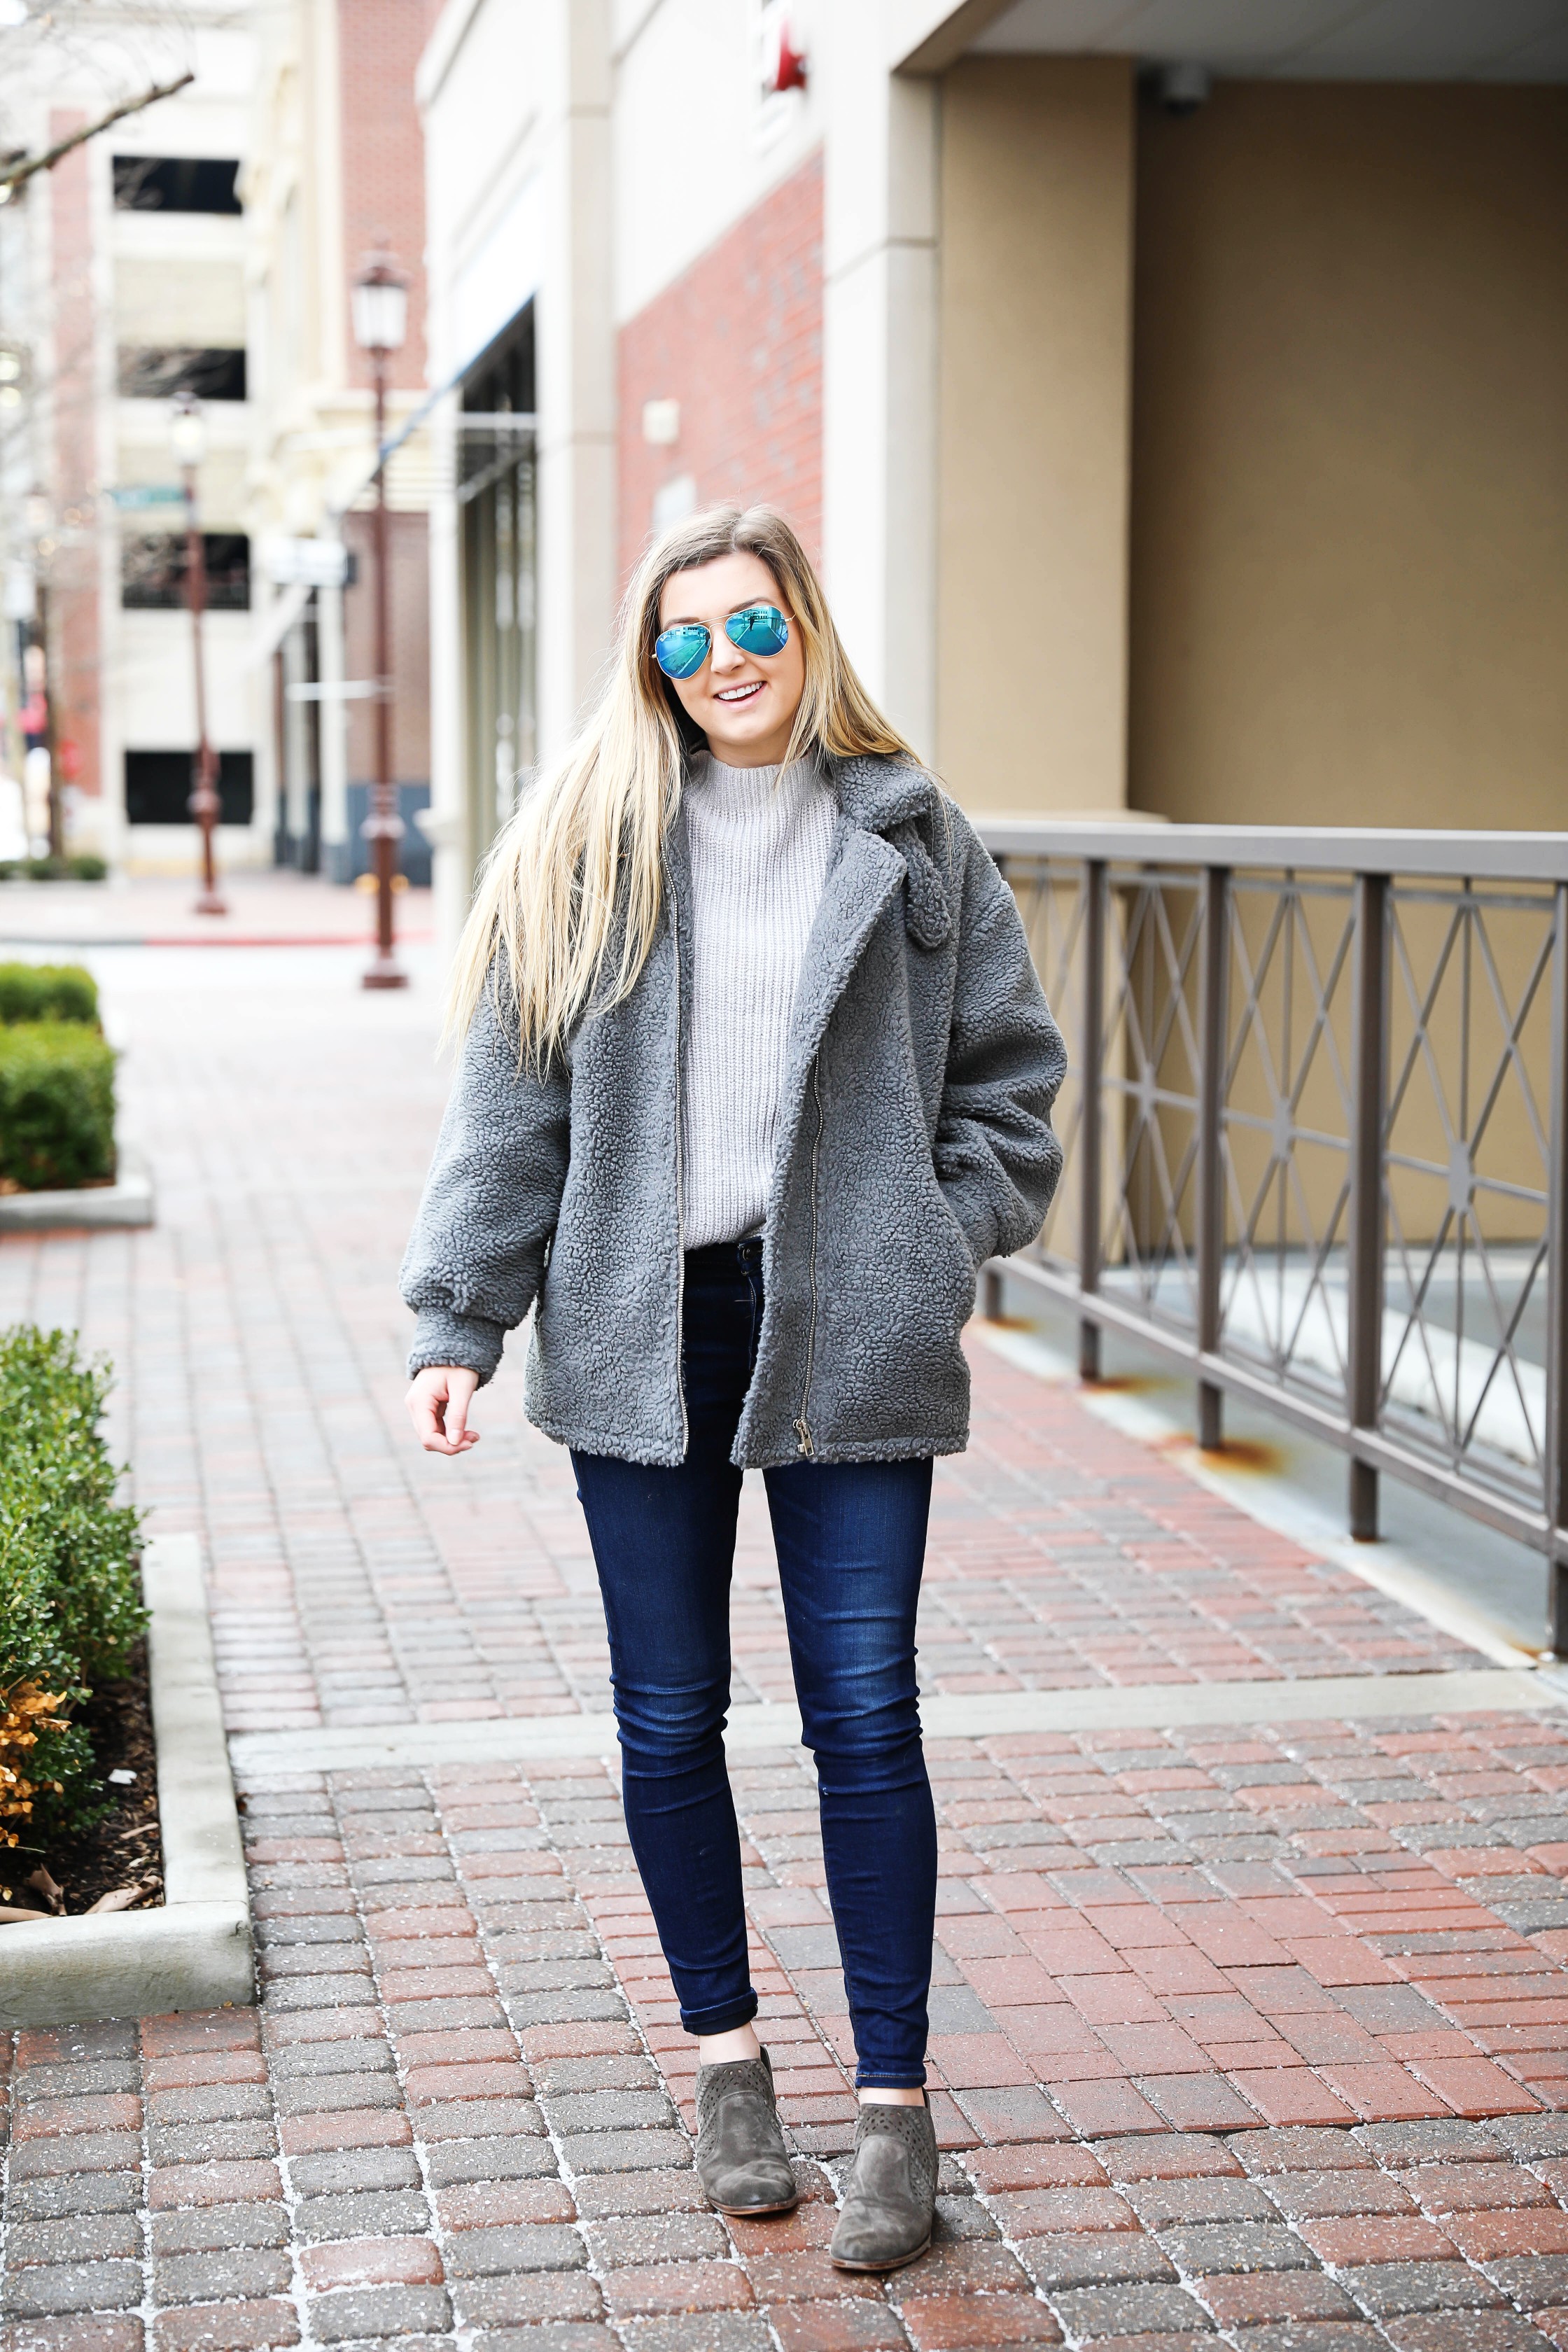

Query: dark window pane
left=122, top=533, right=250, bottom=612
left=118, top=346, right=246, bottom=402
left=125, top=750, right=253, bottom=825
left=463, top=301, right=535, bottom=414
left=112, top=156, right=241, bottom=214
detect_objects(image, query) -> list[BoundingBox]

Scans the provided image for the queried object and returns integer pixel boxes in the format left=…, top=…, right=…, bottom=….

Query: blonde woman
left=402, top=506, right=1064, bottom=2272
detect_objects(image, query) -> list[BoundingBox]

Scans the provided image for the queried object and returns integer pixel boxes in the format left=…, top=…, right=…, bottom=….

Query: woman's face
left=656, top=551, right=806, bottom=768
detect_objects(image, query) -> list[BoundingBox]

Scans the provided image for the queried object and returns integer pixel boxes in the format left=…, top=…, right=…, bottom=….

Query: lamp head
left=352, top=248, right=408, bottom=356
left=169, top=390, right=206, bottom=465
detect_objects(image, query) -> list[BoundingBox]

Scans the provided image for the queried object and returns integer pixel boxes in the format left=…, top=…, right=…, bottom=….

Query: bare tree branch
left=0, top=69, right=195, bottom=197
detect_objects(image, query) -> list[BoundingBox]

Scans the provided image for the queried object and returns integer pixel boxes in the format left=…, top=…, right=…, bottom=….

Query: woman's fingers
left=442, top=1368, right=480, bottom=1450
left=406, top=1366, right=482, bottom=1454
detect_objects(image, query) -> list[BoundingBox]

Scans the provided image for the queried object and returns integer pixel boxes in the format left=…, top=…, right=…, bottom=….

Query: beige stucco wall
left=935, top=57, right=1135, bottom=813
left=1129, top=80, right=1568, bottom=832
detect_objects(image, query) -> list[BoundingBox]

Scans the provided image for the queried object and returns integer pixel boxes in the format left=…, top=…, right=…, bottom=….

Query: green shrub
left=0, top=1326, right=144, bottom=1838
left=0, top=855, right=108, bottom=883
left=0, top=1022, right=116, bottom=1191
left=0, top=962, right=99, bottom=1027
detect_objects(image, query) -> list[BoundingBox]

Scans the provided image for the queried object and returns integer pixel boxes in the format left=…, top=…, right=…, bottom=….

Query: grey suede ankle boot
left=694, top=2046, right=799, bottom=2217
left=830, top=2094, right=938, bottom=2272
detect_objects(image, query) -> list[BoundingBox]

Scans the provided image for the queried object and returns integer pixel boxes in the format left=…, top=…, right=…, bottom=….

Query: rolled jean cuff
left=680, top=1990, right=759, bottom=2038
left=855, top=2066, right=928, bottom=2090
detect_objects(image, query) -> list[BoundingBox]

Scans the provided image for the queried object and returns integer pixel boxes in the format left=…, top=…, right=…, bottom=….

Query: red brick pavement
left=2, top=920, right=1567, bottom=2349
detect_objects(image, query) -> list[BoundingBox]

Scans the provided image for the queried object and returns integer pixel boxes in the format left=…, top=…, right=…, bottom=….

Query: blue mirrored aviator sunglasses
left=654, top=602, right=790, bottom=681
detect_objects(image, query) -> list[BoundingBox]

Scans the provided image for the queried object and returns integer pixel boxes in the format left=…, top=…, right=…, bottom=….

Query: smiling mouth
left=715, top=680, right=765, bottom=705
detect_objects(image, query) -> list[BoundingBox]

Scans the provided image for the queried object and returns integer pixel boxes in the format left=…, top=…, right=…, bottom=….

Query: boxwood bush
left=0, top=960, right=99, bottom=1026
left=0, top=855, right=108, bottom=883
left=0, top=1326, right=144, bottom=1842
left=0, top=1022, right=116, bottom=1191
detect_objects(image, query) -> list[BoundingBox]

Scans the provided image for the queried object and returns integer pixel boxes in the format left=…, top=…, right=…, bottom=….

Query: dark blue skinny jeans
left=571, top=1237, right=938, bottom=2089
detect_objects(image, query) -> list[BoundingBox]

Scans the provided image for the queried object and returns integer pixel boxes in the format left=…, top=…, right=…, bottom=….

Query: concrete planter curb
left=0, top=1142, right=153, bottom=1231
left=0, top=1534, right=254, bottom=2027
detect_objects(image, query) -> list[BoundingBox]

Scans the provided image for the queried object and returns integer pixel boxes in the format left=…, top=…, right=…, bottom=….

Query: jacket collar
left=825, top=750, right=939, bottom=836
left=679, top=743, right=936, bottom=837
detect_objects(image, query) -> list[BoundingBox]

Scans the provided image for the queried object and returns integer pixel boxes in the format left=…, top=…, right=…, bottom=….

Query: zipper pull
left=794, top=1418, right=815, bottom=1459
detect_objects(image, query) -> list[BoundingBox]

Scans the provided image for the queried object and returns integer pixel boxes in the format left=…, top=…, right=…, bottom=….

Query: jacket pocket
left=924, top=1167, right=980, bottom=1310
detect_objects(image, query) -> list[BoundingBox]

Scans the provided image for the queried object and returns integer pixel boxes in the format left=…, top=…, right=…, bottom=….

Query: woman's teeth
left=716, top=681, right=763, bottom=703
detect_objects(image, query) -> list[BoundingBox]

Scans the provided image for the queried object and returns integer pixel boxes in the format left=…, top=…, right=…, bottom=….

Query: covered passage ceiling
left=968, top=0, right=1568, bottom=80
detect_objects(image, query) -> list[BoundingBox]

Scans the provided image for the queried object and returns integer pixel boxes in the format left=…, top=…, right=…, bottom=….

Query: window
left=462, top=305, right=535, bottom=420
left=113, top=157, right=241, bottom=215
left=460, top=304, right=537, bottom=872
left=122, top=533, right=251, bottom=612
left=118, top=347, right=247, bottom=402
left=125, top=750, right=253, bottom=825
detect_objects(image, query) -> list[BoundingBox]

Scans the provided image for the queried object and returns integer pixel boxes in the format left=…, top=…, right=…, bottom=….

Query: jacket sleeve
left=399, top=976, right=572, bottom=1385
left=933, top=805, right=1068, bottom=1269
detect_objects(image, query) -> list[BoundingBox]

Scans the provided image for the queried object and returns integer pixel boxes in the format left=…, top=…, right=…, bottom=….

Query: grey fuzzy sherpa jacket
left=401, top=752, right=1065, bottom=1467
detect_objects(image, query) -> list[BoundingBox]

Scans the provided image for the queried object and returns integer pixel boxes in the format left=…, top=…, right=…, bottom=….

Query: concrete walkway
left=3, top=886, right=1568, bottom=2352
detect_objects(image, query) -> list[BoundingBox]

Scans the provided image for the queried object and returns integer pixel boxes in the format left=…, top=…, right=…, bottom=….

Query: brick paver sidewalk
left=2, top=910, right=1567, bottom=2352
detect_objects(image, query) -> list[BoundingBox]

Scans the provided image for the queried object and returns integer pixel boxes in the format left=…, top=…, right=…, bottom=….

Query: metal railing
left=976, top=820, right=1568, bottom=1647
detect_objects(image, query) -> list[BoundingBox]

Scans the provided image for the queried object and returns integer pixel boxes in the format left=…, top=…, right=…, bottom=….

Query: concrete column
left=934, top=57, right=1136, bottom=813
left=88, top=134, right=125, bottom=873
left=821, top=28, right=940, bottom=762
left=316, top=577, right=349, bottom=879
left=281, top=620, right=310, bottom=860
left=252, top=629, right=281, bottom=858
left=424, top=391, right=470, bottom=955
left=534, top=0, right=615, bottom=763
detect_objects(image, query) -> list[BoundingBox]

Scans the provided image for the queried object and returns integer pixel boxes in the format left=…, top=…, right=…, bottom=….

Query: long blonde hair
left=445, top=503, right=913, bottom=1062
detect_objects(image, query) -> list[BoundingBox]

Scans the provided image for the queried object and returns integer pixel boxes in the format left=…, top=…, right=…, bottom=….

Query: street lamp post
left=169, top=392, right=226, bottom=916
left=351, top=248, right=409, bottom=990
left=22, top=489, right=59, bottom=860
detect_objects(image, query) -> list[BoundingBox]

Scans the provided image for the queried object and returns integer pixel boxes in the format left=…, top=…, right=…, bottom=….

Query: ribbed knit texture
left=681, top=751, right=838, bottom=1250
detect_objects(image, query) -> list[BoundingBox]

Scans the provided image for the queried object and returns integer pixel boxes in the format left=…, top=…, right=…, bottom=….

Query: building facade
left=0, top=0, right=443, bottom=883
left=1, top=10, right=262, bottom=872
left=244, top=0, right=440, bottom=886
left=416, top=0, right=1567, bottom=950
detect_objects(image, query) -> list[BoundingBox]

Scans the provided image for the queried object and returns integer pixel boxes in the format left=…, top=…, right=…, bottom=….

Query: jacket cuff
left=407, top=1305, right=509, bottom=1386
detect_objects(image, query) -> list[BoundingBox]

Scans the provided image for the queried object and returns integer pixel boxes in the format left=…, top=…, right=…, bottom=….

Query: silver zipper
left=671, top=890, right=690, bottom=1458
left=794, top=1053, right=824, bottom=1457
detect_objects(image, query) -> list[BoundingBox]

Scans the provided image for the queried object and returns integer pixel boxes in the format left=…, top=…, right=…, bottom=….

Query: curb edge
left=0, top=1533, right=255, bottom=2027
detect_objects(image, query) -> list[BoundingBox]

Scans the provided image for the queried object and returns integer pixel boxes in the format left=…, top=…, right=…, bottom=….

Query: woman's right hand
left=406, top=1365, right=482, bottom=1455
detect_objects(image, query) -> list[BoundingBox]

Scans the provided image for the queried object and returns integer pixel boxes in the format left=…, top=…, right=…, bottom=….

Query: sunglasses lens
left=655, top=624, right=710, bottom=679
left=725, top=605, right=790, bottom=658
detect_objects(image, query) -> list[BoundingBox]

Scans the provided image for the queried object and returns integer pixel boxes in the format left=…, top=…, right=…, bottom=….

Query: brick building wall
left=48, top=113, right=102, bottom=813
left=617, top=150, right=823, bottom=584
left=337, top=0, right=428, bottom=395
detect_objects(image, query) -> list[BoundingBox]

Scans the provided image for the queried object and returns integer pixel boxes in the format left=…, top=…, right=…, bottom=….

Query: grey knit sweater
left=681, top=750, right=837, bottom=1249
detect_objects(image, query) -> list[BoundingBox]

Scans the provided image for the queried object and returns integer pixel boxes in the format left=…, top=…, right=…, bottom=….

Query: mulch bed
left=1, top=1641, right=163, bottom=1917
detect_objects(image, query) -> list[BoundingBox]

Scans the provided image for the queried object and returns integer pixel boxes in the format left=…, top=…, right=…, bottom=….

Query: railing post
left=1079, top=860, right=1106, bottom=1382
left=1348, top=871, right=1390, bottom=1541
left=1545, top=882, right=1568, bottom=1651
left=1196, top=867, right=1229, bottom=1450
